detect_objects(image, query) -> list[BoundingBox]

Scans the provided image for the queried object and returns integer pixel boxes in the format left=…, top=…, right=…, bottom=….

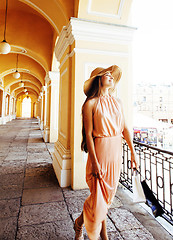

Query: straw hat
left=84, top=65, right=122, bottom=96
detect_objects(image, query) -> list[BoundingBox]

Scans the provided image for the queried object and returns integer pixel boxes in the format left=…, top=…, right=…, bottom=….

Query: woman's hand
left=92, top=161, right=103, bottom=179
left=131, top=153, right=139, bottom=170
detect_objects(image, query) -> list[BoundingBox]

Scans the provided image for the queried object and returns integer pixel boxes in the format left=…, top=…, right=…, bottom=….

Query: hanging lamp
left=19, top=81, right=24, bottom=87
left=23, top=87, right=27, bottom=92
left=13, top=54, right=20, bottom=79
left=0, top=0, right=11, bottom=54
left=19, top=73, right=24, bottom=87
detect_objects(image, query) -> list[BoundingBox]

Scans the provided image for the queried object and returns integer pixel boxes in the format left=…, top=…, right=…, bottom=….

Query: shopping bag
left=132, top=170, right=146, bottom=203
left=141, top=180, right=164, bottom=217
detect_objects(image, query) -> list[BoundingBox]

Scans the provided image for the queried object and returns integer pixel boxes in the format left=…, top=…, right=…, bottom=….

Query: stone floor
left=0, top=118, right=172, bottom=240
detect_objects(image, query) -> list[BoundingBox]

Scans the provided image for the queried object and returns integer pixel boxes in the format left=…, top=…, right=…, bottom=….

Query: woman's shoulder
left=83, top=97, right=99, bottom=113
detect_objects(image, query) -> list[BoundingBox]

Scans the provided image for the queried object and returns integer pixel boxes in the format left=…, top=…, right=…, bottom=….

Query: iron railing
left=120, top=140, right=173, bottom=225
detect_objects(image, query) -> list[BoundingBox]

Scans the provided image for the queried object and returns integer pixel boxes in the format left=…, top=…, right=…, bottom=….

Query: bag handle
left=133, top=167, right=145, bottom=180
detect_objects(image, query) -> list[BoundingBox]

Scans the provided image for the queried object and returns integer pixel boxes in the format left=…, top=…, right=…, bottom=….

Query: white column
left=2, top=91, right=6, bottom=124
left=40, top=91, right=44, bottom=130
left=49, top=71, right=59, bottom=143
left=43, top=77, right=50, bottom=142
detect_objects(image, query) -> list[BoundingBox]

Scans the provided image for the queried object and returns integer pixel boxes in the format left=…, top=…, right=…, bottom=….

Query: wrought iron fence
left=120, top=140, right=173, bottom=225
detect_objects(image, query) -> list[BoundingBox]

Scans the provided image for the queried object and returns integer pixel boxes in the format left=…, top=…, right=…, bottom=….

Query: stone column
left=43, top=74, right=51, bottom=142
left=40, top=86, right=45, bottom=130
left=0, top=89, right=5, bottom=124
left=53, top=18, right=135, bottom=189
left=49, top=71, right=59, bottom=143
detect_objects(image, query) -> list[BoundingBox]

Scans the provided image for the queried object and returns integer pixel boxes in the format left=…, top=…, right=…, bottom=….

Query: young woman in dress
left=74, top=65, right=139, bottom=240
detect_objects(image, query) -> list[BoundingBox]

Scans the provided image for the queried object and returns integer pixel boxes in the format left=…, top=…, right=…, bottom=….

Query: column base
left=40, top=121, right=44, bottom=130
left=52, top=140, right=71, bottom=187
left=43, top=127, right=50, bottom=142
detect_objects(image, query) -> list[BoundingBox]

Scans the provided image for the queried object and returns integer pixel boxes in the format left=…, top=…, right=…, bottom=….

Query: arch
left=0, top=54, right=45, bottom=85
left=17, top=92, right=37, bottom=101
left=19, top=0, right=71, bottom=33
left=5, top=76, right=42, bottom=90
left=11, top=83, right=40, bottom=95
left=3, top=71, right=43, bottom=88
left=15, top=87, right=38, bottom=98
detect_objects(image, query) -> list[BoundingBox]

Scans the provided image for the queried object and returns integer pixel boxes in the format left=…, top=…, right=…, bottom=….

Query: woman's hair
left=81, top=76, right=101, bottom=153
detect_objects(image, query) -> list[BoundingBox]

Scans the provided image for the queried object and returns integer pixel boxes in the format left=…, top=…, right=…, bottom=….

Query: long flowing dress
left=83, top=95, right=125, bottom=240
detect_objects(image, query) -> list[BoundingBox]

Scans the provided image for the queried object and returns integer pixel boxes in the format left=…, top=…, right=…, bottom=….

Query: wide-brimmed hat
left=84, top=65, right=122, bottom=96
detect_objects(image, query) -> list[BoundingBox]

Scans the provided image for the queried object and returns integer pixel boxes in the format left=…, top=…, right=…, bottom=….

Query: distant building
left=134, top=83, right=173, bottom=124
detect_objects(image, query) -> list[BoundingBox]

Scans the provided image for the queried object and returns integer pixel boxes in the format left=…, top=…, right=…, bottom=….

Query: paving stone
left=27, top=147, right=47, bottom=153
left=108, top=208, right=142, bottom=232
left=24, top=174, right=58, bottom=189
left=17, top=219, right=74, bottom=240
left=22, top=187, right=63, bottom=205
left=109, top=196, right=123, bottom=209
left=0, top=163, right=25, bottom=174
left=0, top=198, right=20, bottom=218
left=63, top=187, right=90, bottom=199
left=26, top=158, right=50, bottom=165
left=25, top=164, right=53, bottom=177
left=27, top=143, right=46, bottom=148
left=27, top=152, right=51, bottom=160
left=0, top=173, right=24, bottom=187
left=0, top=217, right=18, bottom=240
left=0, top=185, right=23, bottom=199
left=18, top=201, right=69, bottom=227
left=28, top=138, right=44, bottom=143
left=107, top=231, right=124, bottom=240
left=26, top=162, right=53, bottom=169
left=65, top=196, right=86, bottom=214
left=145, top=226, right=173, bottom=240
left=9, top=146, right=27, bottom=152
left=5, top=153, right=27, bottom=161
left=120, top=228, right=155, bottom=240
left=29, top=132, right=42, bottom=136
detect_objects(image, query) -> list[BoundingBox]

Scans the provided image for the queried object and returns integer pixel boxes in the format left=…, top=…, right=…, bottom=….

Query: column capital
left=55, top=17, right=136, bottom=62
left=45, top=71, right=60, bottom=85
left=41, top=86, right=46, bottom=92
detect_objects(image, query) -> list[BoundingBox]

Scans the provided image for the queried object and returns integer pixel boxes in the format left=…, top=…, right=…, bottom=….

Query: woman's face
left=101, top=72, right=114, bottom=89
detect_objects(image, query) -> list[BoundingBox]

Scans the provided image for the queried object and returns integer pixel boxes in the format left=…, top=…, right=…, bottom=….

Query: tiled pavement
left=0, top=118, right=172, bottom=240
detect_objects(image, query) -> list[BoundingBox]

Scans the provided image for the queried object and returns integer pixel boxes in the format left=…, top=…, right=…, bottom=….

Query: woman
left=74, top=65, right=139, bottom=240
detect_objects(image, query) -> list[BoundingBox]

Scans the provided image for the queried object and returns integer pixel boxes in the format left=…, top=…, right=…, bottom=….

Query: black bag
left=141, top=180, right=164, bottom=217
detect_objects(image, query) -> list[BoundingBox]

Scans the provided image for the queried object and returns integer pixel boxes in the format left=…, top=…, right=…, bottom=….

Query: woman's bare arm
left=83, top=99, right=102, bottom=178
left=122, top=123, right=139, bottom=169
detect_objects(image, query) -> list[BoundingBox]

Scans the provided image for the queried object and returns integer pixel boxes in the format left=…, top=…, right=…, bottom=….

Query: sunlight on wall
left=22, top=97, right=31, bottom=118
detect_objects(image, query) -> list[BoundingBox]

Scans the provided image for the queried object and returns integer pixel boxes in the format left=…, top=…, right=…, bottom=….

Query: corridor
left=0, top=119, right=172, bottom=240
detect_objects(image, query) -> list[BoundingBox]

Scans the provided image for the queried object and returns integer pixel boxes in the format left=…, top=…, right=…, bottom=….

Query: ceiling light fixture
left=19, top=73, right=24, bottom=87
left=0, top=0, right=11, bottom=54
left=13, top=54, right=20, bottom=79
left=19, top=81, right=24, bottom=87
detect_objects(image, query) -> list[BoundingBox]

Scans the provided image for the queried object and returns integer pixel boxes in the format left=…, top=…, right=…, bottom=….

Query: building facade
left=134, top=83, right=173, bottom=124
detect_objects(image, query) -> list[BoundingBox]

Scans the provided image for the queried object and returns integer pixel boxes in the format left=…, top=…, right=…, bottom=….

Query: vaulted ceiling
left=0, top=0, right=78, bottom=100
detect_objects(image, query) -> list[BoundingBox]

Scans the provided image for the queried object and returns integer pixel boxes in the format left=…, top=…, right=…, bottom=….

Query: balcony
left=120, top=140, right=173, bottom=226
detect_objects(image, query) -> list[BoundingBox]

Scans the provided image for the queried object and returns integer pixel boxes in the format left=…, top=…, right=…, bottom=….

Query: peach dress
left=83, top=95, right=125, bottom=240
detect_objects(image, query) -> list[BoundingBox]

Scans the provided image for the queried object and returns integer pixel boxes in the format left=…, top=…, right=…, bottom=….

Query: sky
left=131, top=0, right=173, bottom=85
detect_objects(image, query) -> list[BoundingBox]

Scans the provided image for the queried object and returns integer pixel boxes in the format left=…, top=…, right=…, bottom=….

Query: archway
left=22, top=97, right=31, bottom=118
